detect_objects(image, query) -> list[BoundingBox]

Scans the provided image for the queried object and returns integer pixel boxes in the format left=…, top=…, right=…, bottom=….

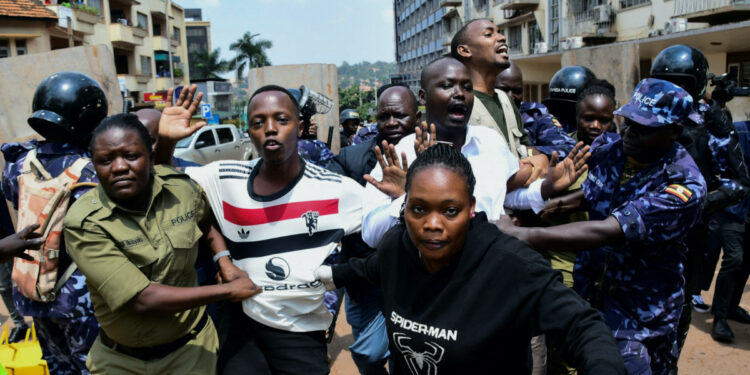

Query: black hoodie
left=333, top=214, right=625, bottom=374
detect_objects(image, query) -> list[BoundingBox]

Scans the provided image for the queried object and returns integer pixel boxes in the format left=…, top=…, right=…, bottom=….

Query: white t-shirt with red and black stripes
left=185, top=159, right=363, bottom=332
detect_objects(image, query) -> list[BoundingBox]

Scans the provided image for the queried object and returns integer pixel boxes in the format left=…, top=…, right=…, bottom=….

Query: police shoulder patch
left=664, top=184, right=692, bottom=203
left=551, top=118, right=563, bottom=128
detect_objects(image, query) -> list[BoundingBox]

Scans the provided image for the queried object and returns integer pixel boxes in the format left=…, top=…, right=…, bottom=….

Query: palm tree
left=229, top=32, right=272, bottom=81
left=190, top=48, right=230, bottom=80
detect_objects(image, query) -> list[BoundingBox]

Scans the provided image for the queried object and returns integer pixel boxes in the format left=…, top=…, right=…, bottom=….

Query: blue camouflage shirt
left=351, top=124, right=379, bottom=146
left=684, top=103, right=749, bottom=216
left=575, top=136, right=706, bottom=342
left=519, top=102, right=577, bottom=158
left=1, top=140, right=97, bottom=318
left=297, top=139, right=335, bottom=168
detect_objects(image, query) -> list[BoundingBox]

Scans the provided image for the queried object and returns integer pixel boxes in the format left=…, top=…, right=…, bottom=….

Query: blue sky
left=176, top=0, right=396, bottom=74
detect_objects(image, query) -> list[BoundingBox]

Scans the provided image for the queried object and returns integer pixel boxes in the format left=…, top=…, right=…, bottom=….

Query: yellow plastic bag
left=0, top=324, right=49, bottom=375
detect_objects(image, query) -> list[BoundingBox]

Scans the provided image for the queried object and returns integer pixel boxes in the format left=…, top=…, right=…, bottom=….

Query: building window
left=140, top=55, right=151, bottom=75
left=172, top=27, right=181, bottom=41
left=88, top=0, right=103, bottom=21
left=528, top=21, right=542, bottom=54
left=0, top=39, right=9, bottom=58
left=508, top=25, right=522, bottom=53
left=136, top=12, right=148, bottom=31
left=186, top=27, right=206, bottom=38
left=15, top=39, right=27, bottom=55
left=620, top=0, right=650, bottom=9
left=549, top=0, right=560, bottom=51
left=114, top=53, right=129, bottom=74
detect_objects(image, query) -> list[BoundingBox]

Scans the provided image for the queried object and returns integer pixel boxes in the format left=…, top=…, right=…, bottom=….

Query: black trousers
left=218, top=304, right=329, bottom=375
left=676, top=221, right=708, bottom=356
left=706, top=212, right=749, bottom=318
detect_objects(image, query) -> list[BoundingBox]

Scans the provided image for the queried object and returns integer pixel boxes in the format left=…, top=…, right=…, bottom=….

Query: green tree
left=230, top=32, right=272, bottom=81
left=190, top=48, right=230, bottom=80
left=338, top=85, right=360, bottom=109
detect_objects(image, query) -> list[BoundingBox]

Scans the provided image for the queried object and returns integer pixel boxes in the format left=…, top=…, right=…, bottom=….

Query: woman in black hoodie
left=317, top=144, right=625, bottom=374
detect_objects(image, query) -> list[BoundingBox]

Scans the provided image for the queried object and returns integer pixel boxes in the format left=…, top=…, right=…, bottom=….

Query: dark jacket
left=333, top=214, right=626, bottom=374
left=327, top=136, right=382, bottom=268
left=328, top=135, right=381, bottom=186
left=681, top=104, right=750, bottom=214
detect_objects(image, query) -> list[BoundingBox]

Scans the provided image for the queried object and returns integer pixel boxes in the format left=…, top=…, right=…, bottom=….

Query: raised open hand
left=540, top=142, right=591, bottom=198
left=414, top=121, right=437, bottom=155
left=364, top=140, right=409, bottom=199
left=0, top=224, right=43, bottom=263
left=159, top=84, right=206, bottom=142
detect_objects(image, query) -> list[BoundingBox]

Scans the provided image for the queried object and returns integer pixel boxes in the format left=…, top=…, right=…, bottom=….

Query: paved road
left=0, top=276, right=746, bottom=374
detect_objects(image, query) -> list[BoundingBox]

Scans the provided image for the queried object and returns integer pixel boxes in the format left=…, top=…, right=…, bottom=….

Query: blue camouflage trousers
left=34, top=314, right=99, bottom=375
left=618, top=334, right=678, bottom=375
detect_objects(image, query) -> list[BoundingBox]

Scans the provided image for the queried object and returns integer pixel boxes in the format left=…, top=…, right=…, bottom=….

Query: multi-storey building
left=0, top=0, right=190, bottom=104
left=393, top=0, right=750, bottom=121
left=393, top=0, right=493, bottom=91
left=495, top=0, right=750, bottom=120
left=185, top=8, right=211, bottom=79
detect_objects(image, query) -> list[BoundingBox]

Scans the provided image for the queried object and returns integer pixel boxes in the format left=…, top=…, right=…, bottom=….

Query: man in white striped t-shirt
left=158, top=85, right=364, bottom=374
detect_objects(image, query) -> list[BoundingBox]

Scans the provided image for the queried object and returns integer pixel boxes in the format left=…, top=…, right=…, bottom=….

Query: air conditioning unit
left=569, top=36, right=583, bottom=49
left=534, top=42, right=547, bottom=54
left=664, top=18, right=687, bottom=34
left=560, top=39, right=570, bottom=50
left=593, top=4, right=613, bottom=24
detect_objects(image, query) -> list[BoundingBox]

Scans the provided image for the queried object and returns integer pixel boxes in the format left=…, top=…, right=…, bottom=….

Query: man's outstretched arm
left=496, top=215, right=624, bottom=252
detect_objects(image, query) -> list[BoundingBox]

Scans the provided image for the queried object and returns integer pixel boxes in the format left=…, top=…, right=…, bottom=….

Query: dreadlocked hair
left=576, top=78, right=616, bottom=112
left=405, top=143, right=476, bottom=197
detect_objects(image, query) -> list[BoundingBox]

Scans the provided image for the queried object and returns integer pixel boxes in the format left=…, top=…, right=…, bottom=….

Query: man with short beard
left=327, top=83, right=420, bottom=375
left=451, top=19, right=533, bottom=160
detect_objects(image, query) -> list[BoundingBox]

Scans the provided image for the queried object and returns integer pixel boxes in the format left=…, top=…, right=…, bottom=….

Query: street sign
left=201, top=103, right=212, bottom=119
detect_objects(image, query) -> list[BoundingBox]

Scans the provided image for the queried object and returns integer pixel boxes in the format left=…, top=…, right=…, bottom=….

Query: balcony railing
left=499, top=0, right=539, bottom=11
left=45, top=5, right=98, bottom=35
left=439, top=0, right=462, bottom=7
left=567, top=5, right=617, bottom=43
left=109, top=23, right=144, bottom=47
left=673, top=0, right=750, bottom=23
left=152, top=36, right=170, bottom=51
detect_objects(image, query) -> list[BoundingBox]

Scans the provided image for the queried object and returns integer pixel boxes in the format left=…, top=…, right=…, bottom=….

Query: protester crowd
left=0, top=17, right=749, bottom=375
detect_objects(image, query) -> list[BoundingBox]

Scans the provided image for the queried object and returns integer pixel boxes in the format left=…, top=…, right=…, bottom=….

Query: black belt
left=99, top=312, right=209, bottom=361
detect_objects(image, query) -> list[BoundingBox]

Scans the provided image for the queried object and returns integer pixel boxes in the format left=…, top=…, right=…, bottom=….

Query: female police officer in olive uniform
left=64, top=113, right=260, bottom=375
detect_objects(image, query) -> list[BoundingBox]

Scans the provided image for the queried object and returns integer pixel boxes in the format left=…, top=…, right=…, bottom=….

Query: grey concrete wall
left=0, top=45, right=123, bottom=145
left=247, top=64, right=340, bottom=152
left=562, top=43, right=641, bottom=108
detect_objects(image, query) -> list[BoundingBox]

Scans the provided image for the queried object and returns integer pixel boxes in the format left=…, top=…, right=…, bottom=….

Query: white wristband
left=212, top=250, right=231, bottom=263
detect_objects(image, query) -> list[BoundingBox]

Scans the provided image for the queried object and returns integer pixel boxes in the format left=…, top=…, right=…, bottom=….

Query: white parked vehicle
left=174, top=125, right=255, bottom=165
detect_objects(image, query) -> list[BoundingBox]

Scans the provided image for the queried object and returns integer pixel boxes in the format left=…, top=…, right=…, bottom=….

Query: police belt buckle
left=99, top=312, right=208, bottom=361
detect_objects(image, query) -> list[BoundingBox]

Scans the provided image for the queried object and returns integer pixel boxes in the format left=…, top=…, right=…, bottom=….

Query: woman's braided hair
left=576, top=78, right=616, bottom=111
left=405, top=143, right=476, bottom=197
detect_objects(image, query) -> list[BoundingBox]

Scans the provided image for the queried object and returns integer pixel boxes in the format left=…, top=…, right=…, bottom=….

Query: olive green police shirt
left=64, top=165, right=211, bottom=347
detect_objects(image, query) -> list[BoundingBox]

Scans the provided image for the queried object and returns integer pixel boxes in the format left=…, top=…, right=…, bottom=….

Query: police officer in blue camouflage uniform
left=499, top=78, right=708, bottom=374
left=496, top=62, right=577, bottom=158
left=340, top=109, right=361, bottom=148
left=542, top=66, right=597, bottom=134
left=649, top=45, right=750, bottom=354
left=352, top=123, right=379, bottom=146
left=1, top=71, right=105, bottom=374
